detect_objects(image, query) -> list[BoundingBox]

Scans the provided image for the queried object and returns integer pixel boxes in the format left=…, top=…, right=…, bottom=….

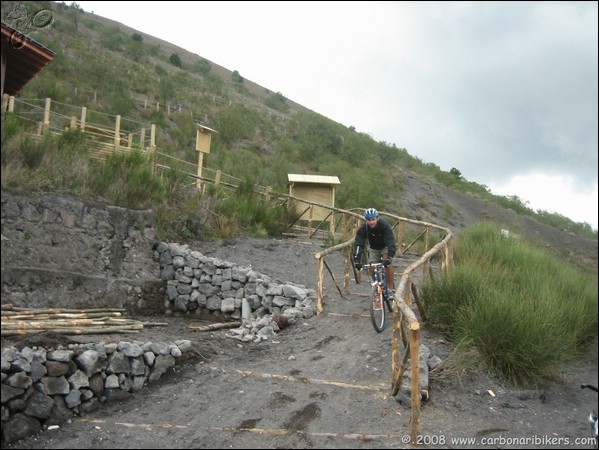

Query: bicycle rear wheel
left=370, top=285, right=386, bottom=332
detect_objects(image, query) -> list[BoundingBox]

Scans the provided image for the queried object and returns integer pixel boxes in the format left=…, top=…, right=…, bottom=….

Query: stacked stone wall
left=1, top=190, right=163, bottom=312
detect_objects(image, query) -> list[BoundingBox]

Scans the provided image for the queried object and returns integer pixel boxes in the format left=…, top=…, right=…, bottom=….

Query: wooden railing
left=314, top=211, right=454, bottom=443
left=4, top=96, right=156, bottom=162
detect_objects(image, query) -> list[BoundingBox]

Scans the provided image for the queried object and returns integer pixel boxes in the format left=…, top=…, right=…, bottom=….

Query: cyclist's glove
left=382, top=258, right=392, bottom=266
left=354, top=260, right=362, bottom=270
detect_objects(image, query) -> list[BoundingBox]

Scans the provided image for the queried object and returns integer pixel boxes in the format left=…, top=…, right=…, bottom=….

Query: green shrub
left=169, top=53, right=182, bottom=68
left=219, top=180, right=286, bottom=237
left=0, top=114, right=26, bottom=147
left=420, top=222, right=598, bottom=386
left=90, top=150, right=166, bottom=209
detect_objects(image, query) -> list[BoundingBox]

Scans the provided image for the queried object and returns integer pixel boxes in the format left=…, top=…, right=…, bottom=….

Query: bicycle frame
left=361, top=262, right=393, bottom=332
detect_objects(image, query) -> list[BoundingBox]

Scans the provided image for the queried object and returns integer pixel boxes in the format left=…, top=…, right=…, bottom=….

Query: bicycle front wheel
left=370, top=285, right=386, bottom=332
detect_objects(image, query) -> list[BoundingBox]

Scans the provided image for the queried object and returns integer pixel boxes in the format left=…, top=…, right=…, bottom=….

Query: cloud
left=490, top=173, right=598, bottom=229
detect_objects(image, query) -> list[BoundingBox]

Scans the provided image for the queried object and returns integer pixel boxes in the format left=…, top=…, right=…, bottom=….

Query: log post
left=316, top=255, right=324, bottom=314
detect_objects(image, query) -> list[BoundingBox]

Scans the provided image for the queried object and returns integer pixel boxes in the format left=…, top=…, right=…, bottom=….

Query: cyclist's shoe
left=385, top=298, right=393, bottom=313
left=385, top=289, right=395, bottom=312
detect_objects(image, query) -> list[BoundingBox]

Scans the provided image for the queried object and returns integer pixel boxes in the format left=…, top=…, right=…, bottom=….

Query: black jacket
left=354, top=217, right=396, bottom=259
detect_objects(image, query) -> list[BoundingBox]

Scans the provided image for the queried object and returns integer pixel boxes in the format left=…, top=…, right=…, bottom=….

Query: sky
left=75, top=1, right=598, bottom=229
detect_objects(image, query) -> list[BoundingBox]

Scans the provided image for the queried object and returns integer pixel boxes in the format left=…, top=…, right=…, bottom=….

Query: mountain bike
left=360, top=262, right=394, bottom=333
left=580, top=384, right=598, bottom=448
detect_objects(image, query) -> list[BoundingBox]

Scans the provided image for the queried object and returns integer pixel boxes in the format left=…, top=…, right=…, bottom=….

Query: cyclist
left=353, top=208, right=396, bottom=295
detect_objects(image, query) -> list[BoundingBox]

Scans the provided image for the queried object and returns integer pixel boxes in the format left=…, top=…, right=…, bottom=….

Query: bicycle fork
left=371, top=281, right=384, bottom=310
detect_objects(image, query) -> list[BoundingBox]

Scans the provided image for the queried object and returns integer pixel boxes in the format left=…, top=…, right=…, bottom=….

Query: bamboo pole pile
left=1, top=304, right=148, bottom=336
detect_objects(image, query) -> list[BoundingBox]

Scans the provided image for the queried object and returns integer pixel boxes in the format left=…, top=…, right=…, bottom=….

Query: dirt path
left=4, top=237, right=598, bottom=449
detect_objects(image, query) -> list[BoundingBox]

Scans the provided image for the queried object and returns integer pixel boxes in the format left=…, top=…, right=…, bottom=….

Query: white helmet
left=364, top=208, right=379, bottom=220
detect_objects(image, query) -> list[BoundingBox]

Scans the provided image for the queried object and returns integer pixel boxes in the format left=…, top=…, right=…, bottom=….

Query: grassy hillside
left=2, top=0, right=596, bottom=244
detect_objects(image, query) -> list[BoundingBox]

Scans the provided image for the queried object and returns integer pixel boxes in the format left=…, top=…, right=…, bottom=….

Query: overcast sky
left=75, top=1, right=598, bottom=229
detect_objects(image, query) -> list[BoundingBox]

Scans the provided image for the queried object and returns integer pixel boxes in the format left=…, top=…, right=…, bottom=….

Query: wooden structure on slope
left=287, top=174, right=341, bottom=234
left=195, top=123, right=218, bottom=190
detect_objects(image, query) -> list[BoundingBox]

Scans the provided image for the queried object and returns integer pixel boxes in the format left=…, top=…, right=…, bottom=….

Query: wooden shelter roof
left=287, top=174, right=340, bottom=185
left=1, top=21, right=55, bottom=96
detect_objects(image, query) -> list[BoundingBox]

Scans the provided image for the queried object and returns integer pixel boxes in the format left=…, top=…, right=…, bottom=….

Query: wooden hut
left=287, top=174, right=340, bottom=234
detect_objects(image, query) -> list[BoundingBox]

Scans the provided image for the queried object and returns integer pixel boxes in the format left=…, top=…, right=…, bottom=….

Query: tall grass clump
left=91, top=150, right=167, bottom=209
left=0, top=114, right=27, bottom=148
left=1, top=130, right=92, bottom=194
left=153, top=185, right=214, bottom=241
left=420, top=222, right=598, bottom=386
left=219, top=179, right=287, bottom=238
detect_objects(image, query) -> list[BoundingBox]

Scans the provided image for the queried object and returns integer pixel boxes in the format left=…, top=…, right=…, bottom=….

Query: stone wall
left=1, top=339, right=193, bottom=443
left=1, top=189, right=164, bottom=312
left=156, top=242, right=316, bottom=322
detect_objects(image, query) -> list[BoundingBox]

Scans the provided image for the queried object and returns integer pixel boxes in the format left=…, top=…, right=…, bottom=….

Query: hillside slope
left=397, top=170, right=597, bottom=274
left=4, top=1, right=596, bottom=274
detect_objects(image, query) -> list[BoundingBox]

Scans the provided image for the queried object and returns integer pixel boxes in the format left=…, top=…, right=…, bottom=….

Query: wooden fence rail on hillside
left=4, top=96, right=156, bottom=163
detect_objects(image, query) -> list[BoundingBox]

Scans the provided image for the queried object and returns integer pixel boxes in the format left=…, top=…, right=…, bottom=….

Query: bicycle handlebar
left=360, top=262, right=384, bottom=269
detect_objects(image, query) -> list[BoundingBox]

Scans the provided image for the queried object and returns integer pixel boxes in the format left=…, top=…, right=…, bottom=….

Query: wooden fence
left=311, top=210, right=453, bottom=443
left=3, top=96, right=156, bottom=163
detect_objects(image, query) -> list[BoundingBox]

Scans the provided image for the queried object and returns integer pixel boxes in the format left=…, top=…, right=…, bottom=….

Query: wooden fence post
left=150, top=124, right=156, bottom=149
left=42, top=97, right=51, bottom=134
left=397, top=220, right=404, bottom=254
left=149, top=124, right=157, bottom=174
left=316, top=255, right=324, bottom=315
left=197, top=153, right=204, bottom=190
left=114, top=115, right=121, bottom=148
left=264, top=186, right=272, bottom=203
left=409, top=322, right=421, bottom=442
